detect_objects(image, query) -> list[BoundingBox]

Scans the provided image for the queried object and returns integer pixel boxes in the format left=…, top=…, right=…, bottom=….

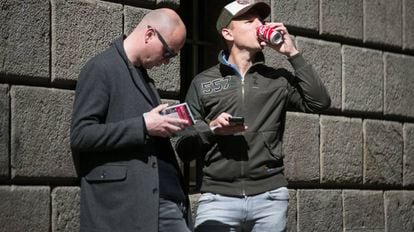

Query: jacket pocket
left=85, top=165, right=127, bottom=182
left=261, top=131, right=284, bottom=160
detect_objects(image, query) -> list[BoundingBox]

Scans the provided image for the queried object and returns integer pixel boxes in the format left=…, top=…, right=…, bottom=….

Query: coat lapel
left=114, top=36, right=157, bottom=106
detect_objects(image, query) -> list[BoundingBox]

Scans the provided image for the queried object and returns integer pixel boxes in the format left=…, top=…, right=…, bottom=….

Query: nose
left=255, top=18, right=264, bottom=26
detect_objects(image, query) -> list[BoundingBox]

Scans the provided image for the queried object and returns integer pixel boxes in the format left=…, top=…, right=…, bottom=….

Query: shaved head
left=124, top=8, right=186, bottom=68
left=140, top=8, right=186, bottom=42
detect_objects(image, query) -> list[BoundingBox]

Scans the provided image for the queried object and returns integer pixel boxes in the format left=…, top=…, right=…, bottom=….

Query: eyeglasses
left=147, top=25, right=178, bottom=59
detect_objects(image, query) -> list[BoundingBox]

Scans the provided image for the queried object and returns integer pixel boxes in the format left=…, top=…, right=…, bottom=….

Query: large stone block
left=288, top=189, right=297, bottom=232
left=385, top=191, right=414, bottom=232
left=384, top=53, right=414, bottom=118
left=298, top=190, right=342, bottom=232
left=364, top=0, right=402, bottom=47
left=0, top=85, right=9, bottom=179
left=283, top=112, right=320, bottom=183
left=52, top=187, right=80, bottom=232
left=343, top=190, right=384, bottom=231
left=404, top=123, right=414, bottom=186
left=52, top=0, right=122, bottom=84
left=123, top=6, right=182, bottom=96
left=403, top=0, right=414, bottom=51
left=0, top=0, right=50, bottom=80
left=296, top=37, right=342, bottom=110
left=271, top=0, right=319, bottom=32
left=320, top=116, right=363, bottom=184
left=364, top=120, right=403, bottom=186
left=11, top=86, right=77, bottom=179
left=342, top=46, right=383, bottom=114
left=320, top=0, right=363, bottom=41
left=0, top=186, right=50, bottom=232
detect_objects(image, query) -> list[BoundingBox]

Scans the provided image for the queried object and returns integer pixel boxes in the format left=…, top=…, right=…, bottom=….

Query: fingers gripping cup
left=257, top=25, right=283, bottom=45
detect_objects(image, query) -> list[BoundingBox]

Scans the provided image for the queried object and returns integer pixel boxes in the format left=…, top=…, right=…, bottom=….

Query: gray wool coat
left=70, top=37, right=190, bottom=232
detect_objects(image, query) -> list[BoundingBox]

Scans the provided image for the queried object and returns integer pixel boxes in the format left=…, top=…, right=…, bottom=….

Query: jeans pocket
left=198, top=193, right=216, bottom=204
left=267, top=187, right=289, bottom=201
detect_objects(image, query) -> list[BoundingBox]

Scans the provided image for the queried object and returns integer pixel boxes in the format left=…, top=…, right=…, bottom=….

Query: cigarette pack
left=161, top=103, right=196, bottom=136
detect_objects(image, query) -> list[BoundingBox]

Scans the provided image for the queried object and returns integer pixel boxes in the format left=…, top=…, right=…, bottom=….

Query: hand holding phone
left=229, top=116, right=244, bottom=125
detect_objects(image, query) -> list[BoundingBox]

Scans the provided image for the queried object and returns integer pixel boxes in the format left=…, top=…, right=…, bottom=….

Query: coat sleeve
left=286, top=53, right=331, bottom=112
left=70, top=60, right=146, bottom=152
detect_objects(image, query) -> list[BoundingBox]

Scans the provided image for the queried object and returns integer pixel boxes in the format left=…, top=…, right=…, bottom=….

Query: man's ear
left=145, top=27, right=155, bottom=44
left=221, top=28, right=234, bottom=42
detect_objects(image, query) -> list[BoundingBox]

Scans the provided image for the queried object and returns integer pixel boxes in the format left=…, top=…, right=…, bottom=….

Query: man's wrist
left=286, top=49, right=299, bottom=58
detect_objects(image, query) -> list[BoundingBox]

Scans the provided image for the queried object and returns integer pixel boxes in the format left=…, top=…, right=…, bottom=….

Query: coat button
left=152, top=188, right=158, bottom=194
left=100, top=171, right=106, bottom=179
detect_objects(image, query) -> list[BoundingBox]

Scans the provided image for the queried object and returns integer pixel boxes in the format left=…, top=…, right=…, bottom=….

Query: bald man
left=71, top=9, right=192, bottom=232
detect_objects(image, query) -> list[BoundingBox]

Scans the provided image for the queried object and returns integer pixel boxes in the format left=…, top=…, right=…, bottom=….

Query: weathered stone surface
left=320, top=116, right=363, bottom=184
left=11, top=86, right=76, bottom=179
left=271, top=0, right=318, bottom=32
left=147, top=53, right=181, bottom=96
left=263, top=36, right=295, bottom=73
left=298, top=190, right=342, bottom=232
left=52, top=0, right=122, bottom=83
left=403, top=0, right=414, bottom=50
left=385, top=191, right=414, bottom=232
left=283, top=112, right=320, bottom=183
left=364, top=120, right=403, bottom=186
left=384, top=53, right=414, bottom=118
left=0, top=186, right=50, bottom=232
left=52, top=187, right=80, bottom=232
left=124, top=0, right=180, bottom=8
left=0, top=0, right=50, bottom=80
left=189, top=192, right=201, bottom=221
left=364, top=0, right=402, bottom=47
left=320, top=0, right=363, bottom=40
left=342, top=46, right=383, bottom=114
left=123, top=6, right=182, bottom=95
left=296, top=37, right=342, bottom=110
left=343, top=190, right=384, bottom=231
left=404, top=123, right=414, bottom=186
left=288, top=189, right=297, bottom=232
left=124, top=6, right=151, bottom=35
left=0, top=84, right=9, bottom=179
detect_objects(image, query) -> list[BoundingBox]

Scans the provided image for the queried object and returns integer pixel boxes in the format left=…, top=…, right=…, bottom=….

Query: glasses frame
left=147, top=25, right=178, bottom=59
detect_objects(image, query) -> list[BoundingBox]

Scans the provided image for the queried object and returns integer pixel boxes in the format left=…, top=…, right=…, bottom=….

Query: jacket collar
left=113, top=36, right=159, bottom=106
left=218, top=50, right=265, bottom=76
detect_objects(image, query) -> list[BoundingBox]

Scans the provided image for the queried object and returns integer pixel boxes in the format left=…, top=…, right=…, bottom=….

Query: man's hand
left=261, top=22, right=299, bottom=57
left=143, top=104, right=190, bottom=138
left=209, top=112, right=247, bottom=135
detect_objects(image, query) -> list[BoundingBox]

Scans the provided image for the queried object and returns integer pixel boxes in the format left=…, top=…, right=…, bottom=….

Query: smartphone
left=229, top=116, right=244, bottom=125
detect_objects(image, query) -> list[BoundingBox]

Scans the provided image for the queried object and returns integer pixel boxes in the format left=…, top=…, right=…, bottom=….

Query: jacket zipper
left=241, top=75, right=246, bottom=196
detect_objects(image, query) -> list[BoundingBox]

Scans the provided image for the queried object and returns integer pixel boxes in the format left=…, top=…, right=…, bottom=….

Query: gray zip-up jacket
left=176, top=51, right=330, bottom=197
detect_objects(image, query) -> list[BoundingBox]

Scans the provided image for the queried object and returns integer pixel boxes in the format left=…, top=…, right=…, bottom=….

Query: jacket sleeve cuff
left=288, top=52, right=307, bottom=70
left=194, top=120, right=216, bottom=144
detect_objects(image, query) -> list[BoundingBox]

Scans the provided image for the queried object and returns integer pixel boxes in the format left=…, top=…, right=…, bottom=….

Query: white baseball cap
left=216, top=0, right=271, bottom=33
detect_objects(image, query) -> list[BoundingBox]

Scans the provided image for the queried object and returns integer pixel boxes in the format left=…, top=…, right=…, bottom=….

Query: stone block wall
left=0, top=0, right=413, bottom=231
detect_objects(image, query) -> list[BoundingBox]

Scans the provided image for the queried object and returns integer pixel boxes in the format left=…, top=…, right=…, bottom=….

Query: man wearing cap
left=176, top=0, right=330, bottom=231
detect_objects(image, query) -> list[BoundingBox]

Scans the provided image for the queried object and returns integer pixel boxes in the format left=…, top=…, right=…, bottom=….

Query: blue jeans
left=159, top=198, right=191, bottom=232
left=194, top=187, right=289, bottom=232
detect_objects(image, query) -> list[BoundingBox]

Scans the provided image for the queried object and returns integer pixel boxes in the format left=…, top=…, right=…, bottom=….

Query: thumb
left=151, top=103, right=169, bottom=113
